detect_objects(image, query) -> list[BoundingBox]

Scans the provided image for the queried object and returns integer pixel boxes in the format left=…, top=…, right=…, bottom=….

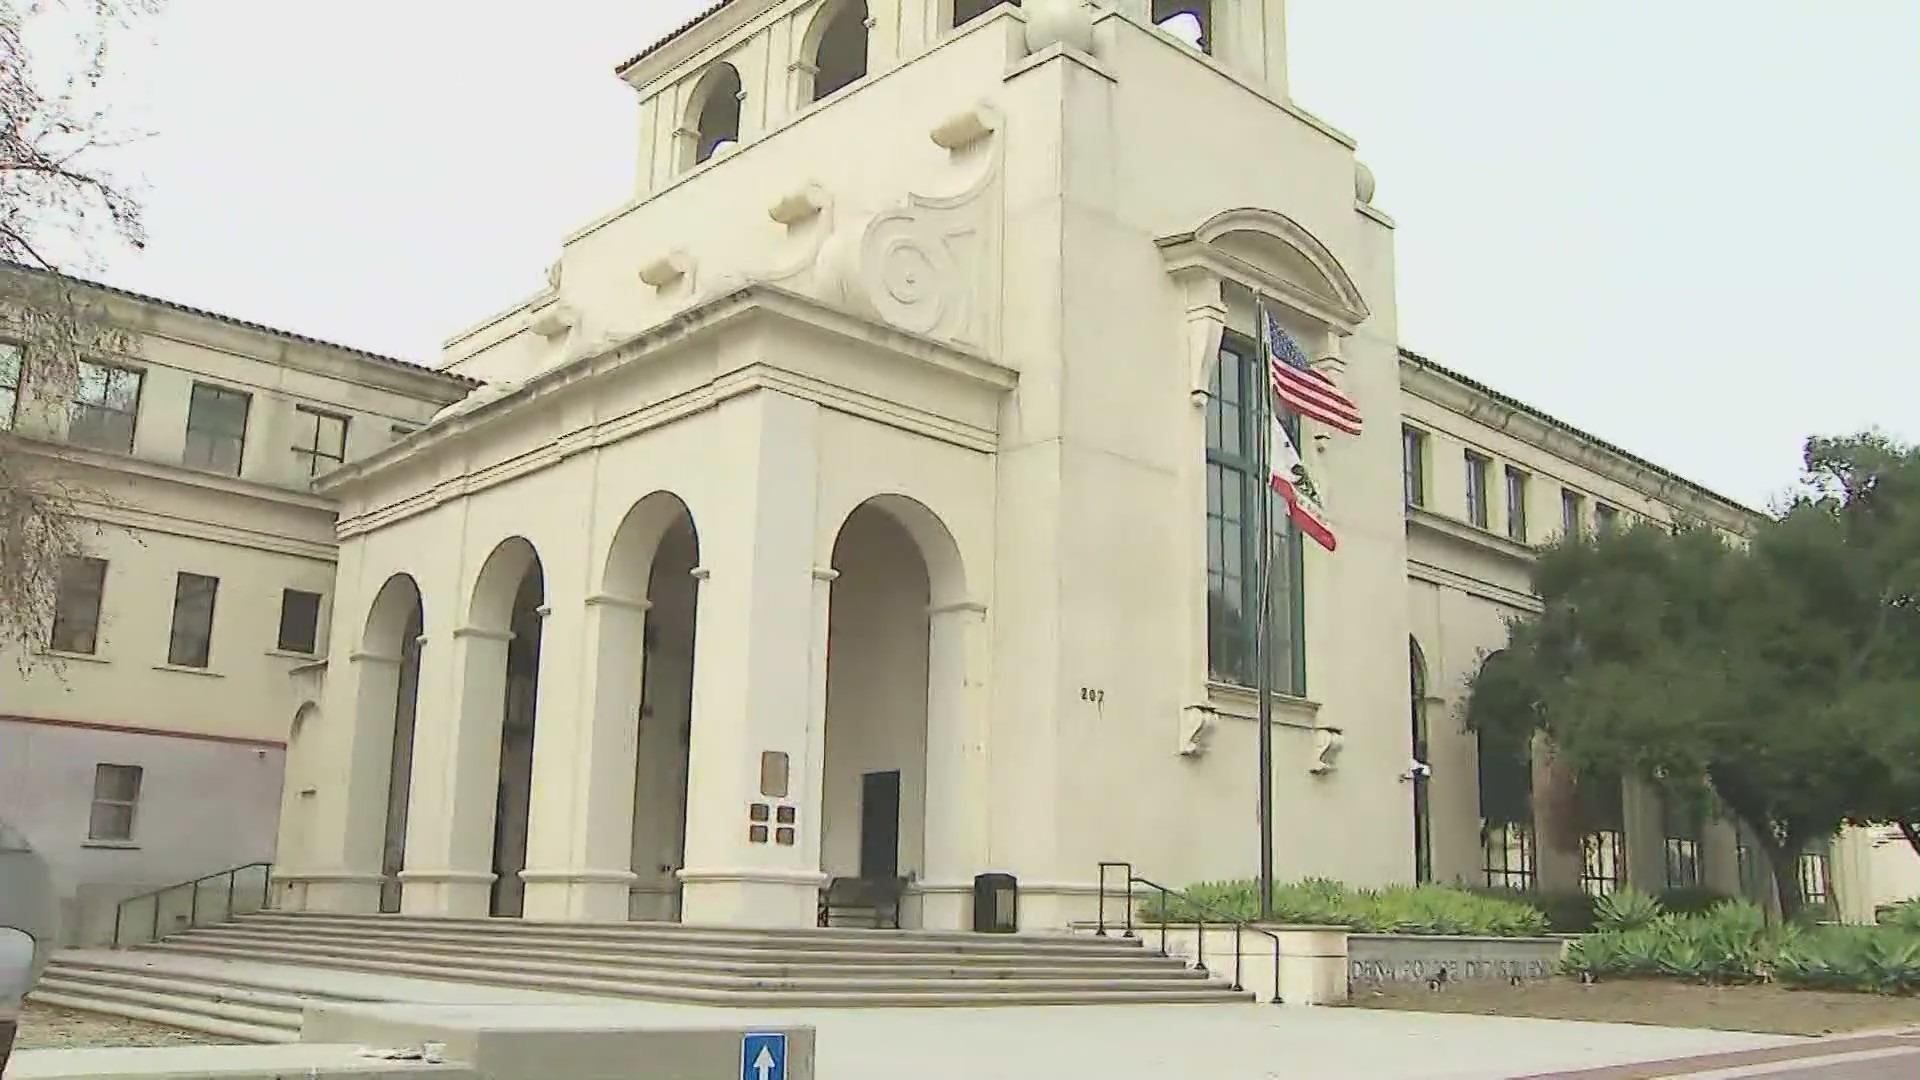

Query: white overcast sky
left=71, top=0, right=1920, bottom=510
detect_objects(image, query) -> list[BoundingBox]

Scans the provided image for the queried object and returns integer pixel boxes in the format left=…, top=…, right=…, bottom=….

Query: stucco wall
left=0, top=719, right=283, bottom=945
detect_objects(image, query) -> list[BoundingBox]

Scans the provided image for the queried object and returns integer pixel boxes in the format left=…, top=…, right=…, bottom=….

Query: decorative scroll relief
left=816, top=103, right=1006, bottom=351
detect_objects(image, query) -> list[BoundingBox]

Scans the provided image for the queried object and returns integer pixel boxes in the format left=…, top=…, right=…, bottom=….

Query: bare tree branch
left=0, top=0, right=158, bottom=669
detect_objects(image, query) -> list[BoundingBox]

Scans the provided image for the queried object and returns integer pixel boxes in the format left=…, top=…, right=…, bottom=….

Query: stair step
left=139, top=941, right=1249, bottom=1006
left=174, top=925, right=1190, bottom=977
left=46, top=956, right=383, bottom=1005
left=145, top=939, right=1223, bottom=994
left=230, top=912, right=1134, bottom=956
left=36, top=968, right=318, bottom=1014
left=33, top=976, right=299, bottom=1030
left=26, top=988, right=295, bottom=1044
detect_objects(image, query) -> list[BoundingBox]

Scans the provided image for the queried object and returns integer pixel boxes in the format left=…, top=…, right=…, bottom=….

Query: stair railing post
left=189, top=879, right=199, bottom=928
left=1232, top=924, right=1244, bottom=991
left=226, top=870, right=237, bottom=922
left=150, top=892, right=160, bottom=944
left=1123, top=870, right=1135, bottom=938
left=1096, top=864, right=1107, bottom=937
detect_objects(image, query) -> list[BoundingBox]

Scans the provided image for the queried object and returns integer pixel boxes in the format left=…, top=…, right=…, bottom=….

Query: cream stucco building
left=0, top=271, right=468, bottom=941
left=8, top=0, right=1911, bottom=939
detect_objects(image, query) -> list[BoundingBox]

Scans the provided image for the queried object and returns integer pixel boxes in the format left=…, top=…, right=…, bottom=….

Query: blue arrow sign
left=742, top=1032, right=786, bottom=1080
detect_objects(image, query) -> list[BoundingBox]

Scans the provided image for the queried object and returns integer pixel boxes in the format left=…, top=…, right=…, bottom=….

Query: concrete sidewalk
left=23, top=954, right=1896, bottom=1079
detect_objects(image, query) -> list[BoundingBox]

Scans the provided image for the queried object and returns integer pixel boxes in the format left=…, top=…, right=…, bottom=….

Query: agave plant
left=1593, top=889, right=1666, bottom=932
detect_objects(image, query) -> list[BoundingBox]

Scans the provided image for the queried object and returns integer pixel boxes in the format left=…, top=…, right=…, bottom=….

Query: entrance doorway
left=490, top=567, right=544, bottom=917
left=633, top=511, right=697, bottom=921
left=859, top=771, right=902, bottom=880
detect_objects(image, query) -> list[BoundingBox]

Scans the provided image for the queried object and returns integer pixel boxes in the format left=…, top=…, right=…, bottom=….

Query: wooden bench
left=817, top=876, right=908, bottom=929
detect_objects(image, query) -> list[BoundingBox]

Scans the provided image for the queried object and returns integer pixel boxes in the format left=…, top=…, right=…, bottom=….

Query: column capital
left=451, top=625, right=514, bottom=643
left=690, top=566, right=713, bottom=583
left=533, top=604, right=553, bottom=621
left=811, top=566, right=840, bottom=583
left=347, top=650, right=401, bottom=665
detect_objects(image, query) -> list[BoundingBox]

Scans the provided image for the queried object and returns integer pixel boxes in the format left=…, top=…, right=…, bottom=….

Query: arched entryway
left=600, top=492, right=701, bottom=922
left=1409, top=636, right=1432, bottom=883
left=820, top=495, right=970, bottom=926
left=465, top=537, right=545, bottom=917
left=360, top=573, right=424, bottom=913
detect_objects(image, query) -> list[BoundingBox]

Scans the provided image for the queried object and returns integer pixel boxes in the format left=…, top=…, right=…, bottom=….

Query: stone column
left=675, top=391, right=828, bottom=928
left=794, top=567, right=837, bottom=883
left=918, top=601, right=990, bottom=930
left=398, top=625, right=511, bottom=917
left=520, top=592, right=649, bottom=921
left=282, top=648, right=402, bottom=913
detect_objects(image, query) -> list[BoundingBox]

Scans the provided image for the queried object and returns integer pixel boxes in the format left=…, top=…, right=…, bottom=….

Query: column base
left=518, top=869, right=638, bottom=922
left=677, top=867, right=827, bottom=929
left=271, top=870, right=385, bottom=914
left=397, top=869, right=496, bottom=917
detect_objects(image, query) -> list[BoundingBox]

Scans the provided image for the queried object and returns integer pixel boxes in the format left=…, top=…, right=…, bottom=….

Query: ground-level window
left=1662, top=796, right=1704, bottom=889
left=1205, top=332, right=1305, bottom=695
left=277, top=588, right=324, bottom=655
left=1483, top=824, right=1536, bottom=891
left=1477, top=705, right=1535, bottom=890
left=167, top=571, right=219, bottom=668
left=1798, top=842, right=1833, bottom=910
left=88, top=763, right=143, bottom=842
left=1579, top=772, right=1627, bottom=896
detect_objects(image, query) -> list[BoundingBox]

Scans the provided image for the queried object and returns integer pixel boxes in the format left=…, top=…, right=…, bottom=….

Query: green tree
left=1464, top=433, right=1918, bottom=919
left=1787, top=433, right=1920, bottom=858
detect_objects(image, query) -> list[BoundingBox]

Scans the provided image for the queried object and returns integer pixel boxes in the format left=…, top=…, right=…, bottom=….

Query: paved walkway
left=28, top=953, right=1916, bottom=1078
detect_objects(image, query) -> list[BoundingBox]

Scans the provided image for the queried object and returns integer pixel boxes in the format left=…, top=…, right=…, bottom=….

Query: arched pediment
left=1159, top=207, right=1370, bottom=333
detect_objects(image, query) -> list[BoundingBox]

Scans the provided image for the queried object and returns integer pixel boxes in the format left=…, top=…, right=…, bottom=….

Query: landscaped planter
left=1347, top=933, right=1570, bottom=987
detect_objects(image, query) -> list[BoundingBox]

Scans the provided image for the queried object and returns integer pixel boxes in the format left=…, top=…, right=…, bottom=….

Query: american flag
left=1263, top=309, right=1362, bottom=436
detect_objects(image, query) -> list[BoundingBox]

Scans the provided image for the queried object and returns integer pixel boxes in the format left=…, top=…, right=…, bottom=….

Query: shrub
left=1470, top=887, right=1597, bottom=934
left=1876, top=899, right=1920, bottom=933
left=1658, top=886, right=1734, bottom=918
left=1145, top=878, right=1549, bottom=937
left=1593, top=888, right=1665, bottom=932
left=1563, top=900, right=1920, bottom=994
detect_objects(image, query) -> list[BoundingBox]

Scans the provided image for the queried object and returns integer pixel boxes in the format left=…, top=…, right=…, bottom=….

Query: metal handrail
left=111, top=860, right=272, bottom=948
left=1096, top=861, right=1282, bottom=1003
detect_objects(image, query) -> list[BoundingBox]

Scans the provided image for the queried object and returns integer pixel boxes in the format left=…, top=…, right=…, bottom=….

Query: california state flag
left=1269, top=417, right=1337, bottom=553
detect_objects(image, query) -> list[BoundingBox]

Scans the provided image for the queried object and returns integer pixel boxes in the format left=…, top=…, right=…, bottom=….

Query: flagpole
left=1253, top=299, right=1276, bottom=925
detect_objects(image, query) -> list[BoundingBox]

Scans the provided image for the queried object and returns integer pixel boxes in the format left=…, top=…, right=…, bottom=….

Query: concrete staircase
left=30, top=953, right=376, bottom=1043
left=30, top=911, right=1250, bottom=1038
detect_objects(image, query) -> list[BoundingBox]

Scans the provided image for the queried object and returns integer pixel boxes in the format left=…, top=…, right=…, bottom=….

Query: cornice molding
left=1399, top=357, right=1758, bottom=535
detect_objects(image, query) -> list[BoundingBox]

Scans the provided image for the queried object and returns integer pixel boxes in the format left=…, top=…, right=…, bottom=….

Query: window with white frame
left=1464, top=450, right=1491, bottom=529
left=291, top=405, right=349, bottom=478
left=49, top=556, right=108, bottom=655
left=183, top=382, right=251, bottom=475
left=88, top=763, right=142, bottom=842
left=68, top=361, right=142, bottom=454
left=1504, top=467, right=1529, bottom=542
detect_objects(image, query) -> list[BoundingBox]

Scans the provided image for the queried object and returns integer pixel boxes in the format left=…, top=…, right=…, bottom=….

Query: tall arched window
left=1410, top=637, right=1432, bottom=883
left=1153, top=1, right=1213, bottom=54
left=808, top=0, right=869, bottom=102
left=685, top=63, right=743, bottom=169
left=1204, top=331, right=1305, bottom=695
left=953, top=0, right=1017, bottom=29
left=1476, top=650, right=1536, bottom=890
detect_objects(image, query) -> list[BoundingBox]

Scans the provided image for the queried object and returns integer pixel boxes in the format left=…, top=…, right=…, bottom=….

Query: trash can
left=972, top=873, right=1018, bottom=934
